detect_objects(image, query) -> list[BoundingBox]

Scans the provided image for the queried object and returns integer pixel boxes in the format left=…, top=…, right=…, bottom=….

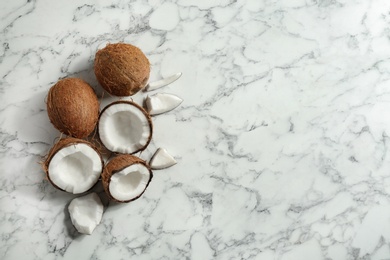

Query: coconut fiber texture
left=42, top=137, right=104, bottom=192
left=47, top=78, right=100, bottom=138
left=94, top=43, right=150, bottom=96
left=102, top=154, right=153, bottom=203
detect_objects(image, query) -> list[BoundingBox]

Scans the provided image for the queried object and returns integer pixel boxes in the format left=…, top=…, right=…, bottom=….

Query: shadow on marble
left=17, top=90, right=61, bottom=146
left=67, top=59, right=105, bottom=98
left=63, top=201, right=83, bottom=239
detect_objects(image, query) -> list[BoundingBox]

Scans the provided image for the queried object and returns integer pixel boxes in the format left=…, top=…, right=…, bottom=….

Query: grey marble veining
left=2, top=0, right=390, bottom=259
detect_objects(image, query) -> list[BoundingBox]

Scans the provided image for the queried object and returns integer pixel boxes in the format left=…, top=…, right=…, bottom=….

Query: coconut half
left=98, top=101, right=153, bottom=154
left=102, top=154, right=153, bottom=203
left=68, top=193, right=103, bottom=235
left=149, top=148, right=177, bottom=170
left=43, top=138, right=103, bottom=194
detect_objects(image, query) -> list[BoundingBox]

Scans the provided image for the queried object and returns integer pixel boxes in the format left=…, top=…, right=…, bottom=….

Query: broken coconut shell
left=47, top=78, right=99, bottom=138
left=94, top=43, right=150, bottom=96
left=43, top=137, right=104, bottom=194
left=102, top=154, right=153, bottom=203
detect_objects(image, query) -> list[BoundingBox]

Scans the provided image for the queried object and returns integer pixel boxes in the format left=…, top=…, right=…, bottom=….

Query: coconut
left=47, top=78, right=99, bottom=138
left=102, top=154, right=153, bottom=203
left=98, top=101, right=153, bottom=154
left=43, top=137, right=104, bottom=194
left=94, top=43, right=150, bottom=96
left=145, top=93, right=183, bottom=115
left=68, top=193, right=103, bottom=235
left=149, top=148, right=177, bottom=170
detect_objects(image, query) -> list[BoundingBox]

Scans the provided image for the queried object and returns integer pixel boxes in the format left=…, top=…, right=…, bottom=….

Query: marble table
left=2, top=0, right=390, bottom=259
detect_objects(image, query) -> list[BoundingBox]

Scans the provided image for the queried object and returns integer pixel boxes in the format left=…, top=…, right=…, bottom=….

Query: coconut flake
left=150, top=148, right=177, bottom=170
left=145, top=93, right=183, bottom=115
left=48, top=143, right=102, bottom=194
left=68, top=193, right=103, bottom=235
left=109, top=163, right=151, bottom=201
left=99, top=102, right=152, bottom=154
left=144, top=72, right=182, bottom=92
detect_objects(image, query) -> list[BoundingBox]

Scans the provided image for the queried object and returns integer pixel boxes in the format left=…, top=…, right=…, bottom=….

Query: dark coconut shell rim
left=97, top=100, right=153, bottom=154
left=42, top=137, right=104, bottom=194
left=101, top=154, right=153, bottom=203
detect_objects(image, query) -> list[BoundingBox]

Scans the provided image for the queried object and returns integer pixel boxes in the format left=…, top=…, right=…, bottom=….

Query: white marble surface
left=2, top=0, right=390, bottom=259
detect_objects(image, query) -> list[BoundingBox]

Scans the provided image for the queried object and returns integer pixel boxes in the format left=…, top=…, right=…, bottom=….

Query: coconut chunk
left=98, top=101, right=152, bottom=154
left=102, top=155, right=153, bottom=203
left=144, top=72, right=182, bottom=92
left=68, top=193, right=103, bottom=235
left=145, top=93, right=183, bottom=115
left=150, top=148, right=177, bottom=170
left=45, top=138, right=103, bottom=194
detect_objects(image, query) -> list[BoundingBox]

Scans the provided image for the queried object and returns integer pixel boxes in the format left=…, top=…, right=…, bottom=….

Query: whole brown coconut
left=94, top=43, right=150, bottom=96
left=47, top=78, right=99, bottom=138
left=102, top=154, right=153, bottom=203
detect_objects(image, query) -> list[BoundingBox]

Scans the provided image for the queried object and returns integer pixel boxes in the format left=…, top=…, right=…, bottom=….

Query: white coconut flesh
left=68, top=193, right=103, bottom=235
left=48, top=144, right=102, bottom=194
left=144, top=72, right=182, bottom=92
left=99, top=103, right=151, bottom=153
left=150, top=148, right=177, bottom=170
left=109, top=163, right=151, bottom=201
left=145, top=93, right=183, bottom=115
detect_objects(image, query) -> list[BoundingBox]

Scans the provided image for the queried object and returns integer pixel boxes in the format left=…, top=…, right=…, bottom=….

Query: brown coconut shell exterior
left=47, top=78, right=100, bottom=138
left=98, top=100, right=153, bottom=154
left=42, top=137, right=104, bottom=193
left=102, top=154, right=153, bottom=203
left=94, top=43, right=150, bottom=96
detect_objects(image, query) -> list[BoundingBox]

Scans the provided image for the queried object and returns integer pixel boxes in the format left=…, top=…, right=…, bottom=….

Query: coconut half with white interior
left=102, top=154, right=153, bottom=203
left=43, top=138, right=103, bottom=194
left=98, top=101, right=153, bottom=154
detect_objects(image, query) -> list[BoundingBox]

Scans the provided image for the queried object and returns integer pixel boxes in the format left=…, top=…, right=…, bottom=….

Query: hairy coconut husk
left=98, top=100, right=153, bottom=154
left=94, top=43, right=150, bottom=96
left=47, top=78, right=99, bottom=138
left=42, top=137, right=104, bottom=192
left=102, top=154, right=153, bottom=203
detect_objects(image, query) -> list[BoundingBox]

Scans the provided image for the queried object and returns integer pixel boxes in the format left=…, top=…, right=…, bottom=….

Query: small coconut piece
left=47, top=78, right=99, bottom=138
left=102, top=154, right=153, bottom=203
left=145, top=93, right=183, bottom=115
left=68, top=193, right=103, bottom=235
left=43, top=137, right=103, bottom=194
left=144, top=72, right=182, bottom=92
left=94, top=43, right=150, bottom=96
left=150, top=148, right=177, bottom=170
left=98, top=101, right=152, bottom=154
